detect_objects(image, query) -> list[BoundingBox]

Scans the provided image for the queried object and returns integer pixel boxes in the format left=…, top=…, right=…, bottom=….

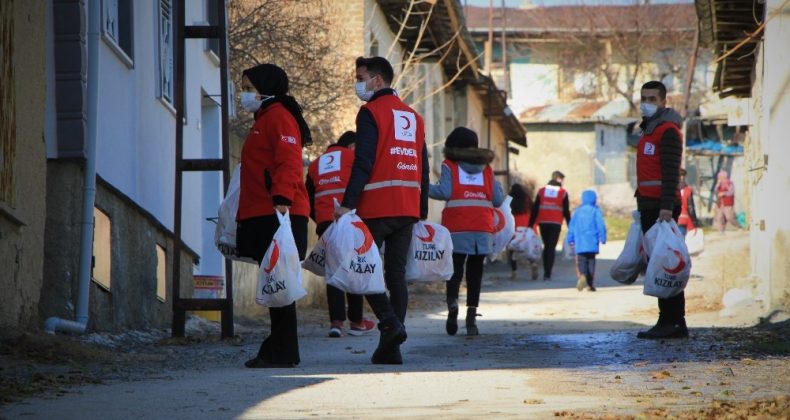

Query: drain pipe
left=45, top=0, right=99, bottom=334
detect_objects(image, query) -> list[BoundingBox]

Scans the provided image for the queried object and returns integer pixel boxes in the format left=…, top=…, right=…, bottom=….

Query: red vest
left=636, top=122, right=682, bottom=200
left=678, top=185, right=695, bottom=229
left=308, top=145, right=354, bottom=224
left=355, top=95, right=425, bottom=219
left=717, top=182, right=735, bottom=207
left=534, top=185, right=566, bottom=225
left=514, top=212, right=530, bottom=228
left=440, top=160, right=495, bottom=233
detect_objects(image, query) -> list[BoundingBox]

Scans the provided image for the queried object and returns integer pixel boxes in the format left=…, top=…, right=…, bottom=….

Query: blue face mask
left=640, top=103, right=658, bottom=118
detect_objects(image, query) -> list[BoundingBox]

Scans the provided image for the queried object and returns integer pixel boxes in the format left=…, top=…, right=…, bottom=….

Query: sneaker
left=588, top=286, right=597, bottom=292
left=530, top=264, right=539, bottom=280
left=636, top=323, right=689, bottom=339
left=328, top=321, right=344, bottom=338
left=348, top=319, right=376, bottom=336
left=576, top=275, right=586, bottom=291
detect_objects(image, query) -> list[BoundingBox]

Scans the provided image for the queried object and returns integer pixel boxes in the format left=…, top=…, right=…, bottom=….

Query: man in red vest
left=634, top=80, right=688, bottom=340
left=335, top=56, right=430, bottom=364
left=306, top=131, right=375, bottom=338
left=529, top=170, right=571, bottom=281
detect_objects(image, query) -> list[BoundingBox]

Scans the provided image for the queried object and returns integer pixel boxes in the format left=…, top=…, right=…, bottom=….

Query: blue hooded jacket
left=566, top=189, right=607, bottom=254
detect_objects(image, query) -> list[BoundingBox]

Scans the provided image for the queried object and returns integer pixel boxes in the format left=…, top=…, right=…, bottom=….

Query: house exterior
left=696, top=0, right=790, bottom=312
left=1, top=1, right=48, bottom=332
left=464, top=3, right=707, bottom=202
left=0, top=0, right=227, bottom=333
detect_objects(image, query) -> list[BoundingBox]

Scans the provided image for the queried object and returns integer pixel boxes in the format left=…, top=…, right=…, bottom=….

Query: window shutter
left=159, top=0, right=173, bottom=103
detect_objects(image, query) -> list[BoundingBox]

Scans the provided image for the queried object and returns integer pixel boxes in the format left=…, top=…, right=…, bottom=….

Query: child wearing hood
left=566, top=189, right=607, bottom=292
left=429, top=127, right=505, bottom=336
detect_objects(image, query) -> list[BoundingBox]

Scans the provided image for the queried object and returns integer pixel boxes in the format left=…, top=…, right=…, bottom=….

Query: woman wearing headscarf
left=429, top=127, right=505, bottom=336
left=236, top=63, right=312, bottom=368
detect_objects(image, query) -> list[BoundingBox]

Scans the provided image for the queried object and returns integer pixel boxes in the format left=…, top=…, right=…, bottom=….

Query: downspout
left=45, top=0, right=99, bottom=334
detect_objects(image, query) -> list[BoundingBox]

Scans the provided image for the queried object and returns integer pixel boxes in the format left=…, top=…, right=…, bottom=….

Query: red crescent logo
left=663, top=248, right=687, bottom=275
left=416, top=224, right=436, bottom=243
left=352, top=221, right=374, bottom=255
left=493, top=209, right=506, bottom=232
left=263, top=240, right=279, bottom=274
left=399, top=115, right=411, bottom=130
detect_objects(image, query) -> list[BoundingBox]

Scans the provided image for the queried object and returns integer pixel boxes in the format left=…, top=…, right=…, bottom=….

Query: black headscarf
left=242, top=63, right=312, bottom=146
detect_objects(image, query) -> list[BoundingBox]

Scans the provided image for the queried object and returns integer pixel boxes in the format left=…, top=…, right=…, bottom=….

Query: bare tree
left=228, top=0, right=349, bottom=153
left=524, top=1, right=700, bottom=116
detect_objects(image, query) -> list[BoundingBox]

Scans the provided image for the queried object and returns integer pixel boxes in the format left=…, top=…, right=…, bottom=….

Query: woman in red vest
left=429, top=127, right=505, bottom=336
left=306, top=131, right=375, bottom=338
left=236, top=64, right=311, bottom=368
left=509, top=183, right=538, bottom=280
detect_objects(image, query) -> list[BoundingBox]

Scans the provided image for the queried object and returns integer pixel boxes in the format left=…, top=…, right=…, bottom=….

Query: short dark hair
left=355, top=56, right=394, bottom=85
left=641, top=81, right=667, bottom=100
left=552, top=170, right=565, bottom=180
left=336, top=131, right=356, bottom=148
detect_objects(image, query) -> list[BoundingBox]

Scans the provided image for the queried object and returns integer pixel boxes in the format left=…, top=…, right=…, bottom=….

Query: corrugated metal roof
left=519, top=99, right=633, bottom=124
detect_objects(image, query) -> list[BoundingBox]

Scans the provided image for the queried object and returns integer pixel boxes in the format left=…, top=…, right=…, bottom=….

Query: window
left=92, top=208, right=112, bottom=291
left=159, top=0, right=174, bottom=105
left=102, top=0, right=134, bottom=66
left=156, top=244, right=167, bottom=302
left=205, top=0, right=220, bottom=59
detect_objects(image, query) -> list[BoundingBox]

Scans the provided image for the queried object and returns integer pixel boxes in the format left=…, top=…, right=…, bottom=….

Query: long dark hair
left=509, top=183, right=531, bottom=215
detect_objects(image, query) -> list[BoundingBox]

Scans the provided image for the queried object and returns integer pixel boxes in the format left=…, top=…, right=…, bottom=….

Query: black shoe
left=636, top=323, right=689, bottom=339
left=446, top=301, right=459, bottom=336
left=371, top=344, right=403, bottom=365
left=244, top=357, right=296, bottom=368
left=543, top=276, right=551, bottom=281
left=466, top=307, right=480, bottom=336
left=588, top=286, right=596, bottom=292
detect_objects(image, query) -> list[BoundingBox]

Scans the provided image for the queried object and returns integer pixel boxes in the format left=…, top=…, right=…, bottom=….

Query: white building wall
left=94, top=1, right=222, bottom=275
left=508, top=62, right=558, bottom=114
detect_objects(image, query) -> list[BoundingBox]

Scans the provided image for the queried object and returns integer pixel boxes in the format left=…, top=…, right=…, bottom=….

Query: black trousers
left=361, top=216, right=416, bottom=325
left=317, top=221, right=363, bottom=323
left=538, top=223, right=562, bottom=278
left=237, top=214, right=308, bottom=365
left=446, top=253, right=485, bottom=308
left=576, top=252, right=596, bottom=287
left=639, top=203, right=686, bottom=325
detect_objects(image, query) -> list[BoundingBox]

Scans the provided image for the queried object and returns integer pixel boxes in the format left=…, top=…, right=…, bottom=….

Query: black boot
left=637, top=319, right=688, bottom=339
left=466, top=307, right=479, bottom=336
left=371, top=316, right=407, bottom=364
left=446, top=299, right=459, bottom=336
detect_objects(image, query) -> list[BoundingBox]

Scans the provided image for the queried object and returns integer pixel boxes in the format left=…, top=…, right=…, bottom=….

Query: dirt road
left=2, top=231, right=788, bottom=419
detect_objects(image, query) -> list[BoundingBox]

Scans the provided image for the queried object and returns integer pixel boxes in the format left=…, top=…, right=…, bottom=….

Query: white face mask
left=240, top=92, right=274, bottom=113
left=640, top=102, right=658, bottom=118
left=355, top=78, right=375, bottom=102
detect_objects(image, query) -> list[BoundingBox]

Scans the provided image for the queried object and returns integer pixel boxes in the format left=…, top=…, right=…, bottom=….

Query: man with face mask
left=529, top=170, right=571, bottom=281
left=634, top=80, right=688, bottom=340
left=335, top=56, right=430, bottom=364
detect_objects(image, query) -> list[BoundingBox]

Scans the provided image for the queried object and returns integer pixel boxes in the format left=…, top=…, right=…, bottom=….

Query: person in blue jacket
left=566, top=189, right=607, bottom=292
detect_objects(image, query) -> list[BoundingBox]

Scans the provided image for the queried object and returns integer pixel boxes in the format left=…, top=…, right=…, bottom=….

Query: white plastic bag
left=610, top=210, right=646, bottom=284
left=508, top=227, right=542, bottom=263
left=256, top=211, right=307, bottom=307
left=325, top=211, right=386, bottom=295
left=214, top=164, right=247, bottom=261
left=405, top=221, right=454, bottom=282
left=302, top=224, right=333, bottom=276
left=562, top=240, right=575, bottom=260
left=643, top=220, right=691, bottom=298
left=490, top=196, right=516, bottom=259
left=685, top=228, right=704, bottom=255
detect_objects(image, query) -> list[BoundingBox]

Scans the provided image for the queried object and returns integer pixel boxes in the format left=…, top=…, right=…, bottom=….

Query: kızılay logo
left=416, top=224, right=436, bottom=243
left=263, top=240, right=279, bottom=274
left=352, top=221, right=374, bottom=254
left=663, top=247, right=687, bottom=275
left=492, top=209, right=506, bottom=232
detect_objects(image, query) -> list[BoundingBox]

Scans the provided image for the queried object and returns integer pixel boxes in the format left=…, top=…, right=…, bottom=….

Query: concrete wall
left=0, top=0, right=47, bottom=332
left=511, top=123, right=596, bottom=206
left=747, top=0, right=790, bottom=311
